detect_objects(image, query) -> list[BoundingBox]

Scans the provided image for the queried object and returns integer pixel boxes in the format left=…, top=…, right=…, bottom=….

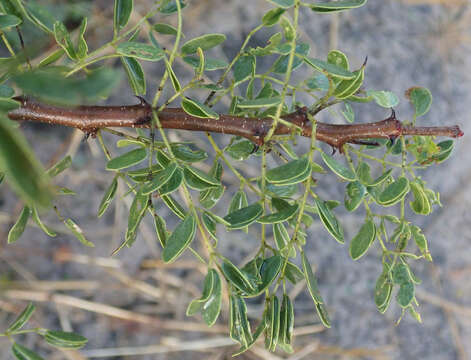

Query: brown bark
left=8, top=97, right=463, bottom=150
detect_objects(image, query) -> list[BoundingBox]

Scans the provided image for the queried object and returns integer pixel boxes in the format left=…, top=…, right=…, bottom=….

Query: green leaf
left=142, top=162, right=178, bottom=194
left=159, top=0, right=187, bottom=14
left=116, top=41, right=165, bottom=61
left=392, top=263, right=411, bottom=285
left=182, top=56, right=228, bottom=71
left=314, top=197, right=344, bottom=243
left=285, top=261, right=304, bottom=284
left=183, top=165, right=220, bottom=190
left=257, top=255, right=283, bottom=294
left=166, top=59, right=181, bottom=92
left=406, top=86, right=432, bottom=117
left=0, top=14, right=21, bottom=30
left=162, top=194, right=186, bottom=219
left=6, top=303, right=35, bottom=333
left=233, top=55, right=255, bottom=84
left=273, top=43, right=310, bottom=74
left=411, top=225, right=431, bottom=261
left=7, top=206, right=30, bottom=244
left=153, top=212, right=168, bottom=247
left=344, top=181, right=366, bottom=212
left=266, top=295, right=280, bottom=351
left=368, top=90, right=399, bottom=108
left=187, top=270, right=214, bottom=316
left=238, top=97, right=281, bottom=108
left=0, top=117, right=52, bottom=207
left=180, top=33, right=226, bottom=55
left=377, top=177, right=410, bottom=206
left=409, top=181, right=431, bottom=215
left=369, top=168, right=392, bottom=186
left=266, top=157, right=311, bottom=185
left=431, top=140, right=454, bottom=163
left=114, top=0, right=133, bottom=34
left=31, top=207, right=56, bottom=237
left=152, top=22, right=177, bottom=36
left=375, top=268, right=392, bottom=311
left=224, top=203, right=263, bottom=229
left=266, top=0, right=295, bottom=8
left=24, top=2, right=55, bottom=33
left=54, top=21, right=76, bottom=60
left=0, top=97, right=20, bottom=111
left=225, top=140, right=255, bottom=161
left=123, top=190, right=149, bottom=248
left=43, top=330, right=88, bottom=349
left=334, top=67, right=365, bottom=99
left=397, top=282, right=415, bottom=308
left=11, top=343, right=44, bottom=360
left=222, top=258, right=255, bottom=293
left=306, top=74, right=330, bottom=91
left=310, top=0, right=367, bottom=12
left=327, top=50, right=349, bottom=70
left=202, top=270, right=222, bottom=326
left=262, top=8, right=285, bottom=27
left=199, top=160, right=224, bottom=208
left=349, top=219, right=376, bottom=260
left=98, top=175, right=119, bottom=217
left=65, top=219, right=94, bottom=247
left=121, top=56, right=146, bottom=95
left=181, top=97, right=219, bottom=119
left=171, top=144, right=207, bottom=163
left=341, top=102, right=355, bottom=123
left=159, top=167, right=183, bottom=195
left=321, top=152, right=356, bottom=181
left=301, top=251, right=324, bottom=304
left=106, top=148, right=147, bottom=170
left=315, top=302, right=331, bottom=328
left=162, top=214, right=196, bottom=263
left=304, top=57, right=355, bottom=79
left=257, top=203, right=298, bottom=224
left=46, top=156, right=71, bottom=178
left=279, top=294, right=294, bottom=346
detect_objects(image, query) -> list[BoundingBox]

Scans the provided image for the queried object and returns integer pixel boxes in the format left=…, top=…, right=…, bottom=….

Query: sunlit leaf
left=349, top=219, right=376, bottom=260
left=162, top=213, right=196, bottom=263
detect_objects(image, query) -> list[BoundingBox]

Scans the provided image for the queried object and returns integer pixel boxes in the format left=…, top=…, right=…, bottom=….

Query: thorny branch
left=8, top=97, right=463, bottom=151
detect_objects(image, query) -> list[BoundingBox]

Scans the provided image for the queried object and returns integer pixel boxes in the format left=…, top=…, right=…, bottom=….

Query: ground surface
left=1, top=1, right=471, bottom=359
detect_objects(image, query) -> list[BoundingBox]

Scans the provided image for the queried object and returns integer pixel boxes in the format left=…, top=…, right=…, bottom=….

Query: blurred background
left=1, top=0, right=471, bottom=359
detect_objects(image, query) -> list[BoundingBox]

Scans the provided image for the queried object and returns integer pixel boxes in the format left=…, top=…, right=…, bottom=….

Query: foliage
left=0, top=0, right=459, bottom=357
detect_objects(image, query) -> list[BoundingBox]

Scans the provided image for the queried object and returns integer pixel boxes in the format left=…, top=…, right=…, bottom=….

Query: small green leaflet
left=233, top=55, right=255, bottom=84
left=121, top=56, right=146, bottom=95
left=32, top=207, right=56, bottom=237
left=301, top=251, right=324, bottom=305
left=65, top=219, right=94, bottom=247
left=262, top=8, right=285, bottom=27
left=406, top=86, right=432, bottom=117
left=310, top=0, right=367, bottom=12
left=114, top=0, right=133, bottom=34
left=116, top=41, right=165, bottom=61
left=225, top=140, right=255, bottom=161
left=6, top=303, right=35, bottom=333
left=152, top=23, right=178, bottom=36
left=266, top=295, right=280, bottom=351
left=224, top=203, right=263, bottom=229
left=98, top=175, right=119, bottom=217
left=141, top=162, right=178, bottom=194
left=106, top=148, right=147, bottom=170
left=266, top=157, right=311, bottom=185
left=180, top=33, right=226, bottom=55
left=181, top=98, right=219, bottom=119
left=344, top=181, right=365, bottom=212
left=183, top=56, right=228, bottom=71
left=43, top=330, right=88, bottom=349
left=377, top=177, right=410, bottom=206
left=187, top=269, right=214, bottom=315
left=11, top=343, right=44, bottom=360
left=46, top=155, right=72, bottom=177
left=257, top=203, right=298, bottom=224
left=349, top=219, right=376, bottom=260
left=222, top=258, right=255, bottom=293
left=368, top=90, right=399, bottom=108
left=304, top=57, right=355, bottom=79
left=409, top=181, right=431, bottom=215
left=321, top=152, right=356, bottom=181
left=397, top=282, right=415, bottom=308
left=162, top=214, right=196, bottom=263
left=266, top=0, right=295, bottom=8
left=327, top=49, right=349, bottom=70
left=314, top=197, right=344, bottom=243
left=0, top=14, right=22, bottom=30
left=7, top=206, right=30, bottom=243
left=202, top=270, right=222, bottom=326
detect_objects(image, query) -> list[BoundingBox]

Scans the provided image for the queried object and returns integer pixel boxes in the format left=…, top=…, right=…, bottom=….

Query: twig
left=8, top=98, right=463, bottom=151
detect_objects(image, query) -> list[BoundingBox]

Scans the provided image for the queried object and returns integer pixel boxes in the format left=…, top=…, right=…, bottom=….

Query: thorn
left=362, top=55, right=368, bottom=68
left=389, top=136, right=397, bottom=146
left=331, top=146, right=337, bottom=155
left=390, top=108, right=396, bottom=120
left=250, top=144, right=259, bottom=154
left=136, top=96, right=149, bottom=107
